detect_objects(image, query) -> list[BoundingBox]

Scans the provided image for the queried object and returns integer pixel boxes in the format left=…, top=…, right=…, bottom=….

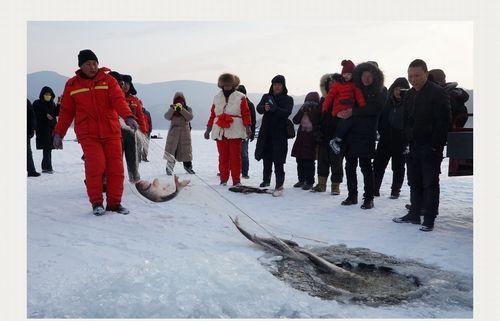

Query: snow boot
left=232, top=181, right=241, bottom=187
left=92, top=204, right=106, bottom=216
left=420, top=217, right=435, bottom=232
left=28, top=171, right=41, bottom=177
left=106, top=204, right=130, bottom=215
left=360, top=198, right=374, bottom=210
left=390, top=189, right=400, bottom=199
left=260, top=181, right=270, bottom=188
left=242, top=174, right=250, bottom=179
left=329, top=137, right=342, bottom=155
left=392, top=213, right=421, bottom=224
left=184, top=166, right=196, bottom=174
left=293, top=181, right=305, bottom=188
left=331, top=182, right=340, bottom=195
left=341, top=194, right=358, bottom=206
left=220, top=181, right=228, bottom=186
left=42, top=169, right=54, bottom=174
left=272, top=186, right=284, bottom=197
left=311, top=176, right=327, bottom=192
left=302, top=183, right=313, bottom=191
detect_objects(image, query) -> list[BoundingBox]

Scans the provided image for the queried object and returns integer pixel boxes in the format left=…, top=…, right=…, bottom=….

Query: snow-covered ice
left=28, top=129, right=472, bottom=318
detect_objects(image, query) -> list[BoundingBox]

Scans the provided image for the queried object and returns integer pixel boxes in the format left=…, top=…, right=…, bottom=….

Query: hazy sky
left=28, top=21, right=473, bottom=94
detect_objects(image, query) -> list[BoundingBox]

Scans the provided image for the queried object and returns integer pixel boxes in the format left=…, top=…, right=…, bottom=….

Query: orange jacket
left=125, top=95, right=148, bottom=133
left=322, top=81, right=366, bottom=116
left=54, top=67, right=134, bottom=140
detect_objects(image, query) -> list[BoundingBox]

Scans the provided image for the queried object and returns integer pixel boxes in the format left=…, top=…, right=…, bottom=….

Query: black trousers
left=41, top=148, right=53, bottom=171
left=407, top=144, right=443, bottom=221
left=345, top=156, right=374, bottom=200
left=296, top=158, right=315, bottom=185
left=335, top=117, right=353, bottom=139
left=373, top=144, right=406, bottom=192
left=241, top=139, right=249, bottom=176
left=27, top=137, right=37, bottom=174
left=317, top=144, right=344, bottom=183
left=263, top=158, right=285, bottom=188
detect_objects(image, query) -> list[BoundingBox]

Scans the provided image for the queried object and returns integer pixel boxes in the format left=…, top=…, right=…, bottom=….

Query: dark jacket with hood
left=33, top=86, right=60, bottom=150
left=255, top=76, right=294, bottom=164
left=346, top=63, right=386, bottom=159
left=27, top=99, right=36, bottom=138
left=377, top=77, right=410, bottom=154
left=403, top=80, right=452, bottom=151
left=316, top=73, right=341, bottom=146
left=291, top=92, right=321, bottom=160
left=236, top=85, right=257, bottom=139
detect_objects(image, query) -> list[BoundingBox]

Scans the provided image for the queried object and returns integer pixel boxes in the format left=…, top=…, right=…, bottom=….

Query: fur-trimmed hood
left=353, top=62, right=384, bottom=94
left=319, top=74, right=334, bottom=97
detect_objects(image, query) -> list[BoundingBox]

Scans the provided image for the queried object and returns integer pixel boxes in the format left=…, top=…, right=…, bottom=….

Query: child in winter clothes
left=291, top=92, right=321, bottom=190
left=321, top=59, right=366, bottom=154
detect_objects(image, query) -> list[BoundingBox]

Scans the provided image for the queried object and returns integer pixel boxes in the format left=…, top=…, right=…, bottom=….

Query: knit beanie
left=78, top=49, right=98, bottom=67
left=341, top=59, right=355, bottom=74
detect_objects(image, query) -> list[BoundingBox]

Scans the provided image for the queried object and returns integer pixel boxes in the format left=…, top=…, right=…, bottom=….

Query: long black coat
left=33, top=86, right=60, bottom=150
left=345, top=63, right=386, bottom=159
left=403, top=80, right=451, bottom=151
left=255, top=91, right=294, bottom=164
left=377, top=78, right=410, bottom=154
left=27, top=99, right=36, bottom=138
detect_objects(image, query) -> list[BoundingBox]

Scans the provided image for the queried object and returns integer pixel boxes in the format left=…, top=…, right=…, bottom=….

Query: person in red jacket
left=204, top=73, right=252, bottom=186
left=52, top=49, right=139, bottom=216
left=322, top=59, right=366, bottom=154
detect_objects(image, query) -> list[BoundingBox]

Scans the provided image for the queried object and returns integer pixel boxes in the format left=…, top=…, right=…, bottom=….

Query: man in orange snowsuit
left=53, top=49, right=139, bottom=215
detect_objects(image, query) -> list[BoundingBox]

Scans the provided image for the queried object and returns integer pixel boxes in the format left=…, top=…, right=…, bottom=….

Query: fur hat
left=429, top=69, right=446, bottom=85
left=353, top=62, right=385, bottom=93
left=319, top=74, right=334, bottom=97
left=341, top=59, right=355, bottom=74
left=269, top=75, right=288, bottom=95
left=78, top=49, right=98, bottom=67
left=218, top=73, right=238, bottom=89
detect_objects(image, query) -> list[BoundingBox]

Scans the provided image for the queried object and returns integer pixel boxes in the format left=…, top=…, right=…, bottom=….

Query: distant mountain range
left=27, top=71, right=473, bottom=130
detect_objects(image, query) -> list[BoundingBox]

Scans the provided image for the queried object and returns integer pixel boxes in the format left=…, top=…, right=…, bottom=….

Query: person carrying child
left=321, top=59, right=366, bottom=154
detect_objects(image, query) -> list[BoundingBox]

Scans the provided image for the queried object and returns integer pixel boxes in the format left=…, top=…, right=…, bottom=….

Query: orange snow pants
left=80, top=137, right=124, bottom=207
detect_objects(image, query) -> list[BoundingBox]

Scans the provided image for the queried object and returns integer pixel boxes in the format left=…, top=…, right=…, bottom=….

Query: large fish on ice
left=135, top=175, right=190, bottom=202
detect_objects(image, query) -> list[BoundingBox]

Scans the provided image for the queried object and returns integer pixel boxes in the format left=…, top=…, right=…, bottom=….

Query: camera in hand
left=173, top=103, right=183, bottom=112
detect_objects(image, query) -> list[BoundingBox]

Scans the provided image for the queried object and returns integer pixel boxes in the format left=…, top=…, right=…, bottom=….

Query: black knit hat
left=122, top=74, right=137, bottom=95
left=78, top=49, right=98, bottom=67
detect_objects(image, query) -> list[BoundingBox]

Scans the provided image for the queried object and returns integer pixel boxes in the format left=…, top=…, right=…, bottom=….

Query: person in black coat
left=291, top=91, right=321, bottom=190
left=393, top=59, right=451, bottom=232
left=27, top=99, right=40, bottom=177
left=254, top=75, right=294, bottom=193
left=141, top=107, right=153, bottom=161
left=33, top=86, right=60, bottom=173
left=236, top=85, right=257, bottom=179
left=342, top=62, right=386, bottom=209
left=373, top=77, right=410, bottom=199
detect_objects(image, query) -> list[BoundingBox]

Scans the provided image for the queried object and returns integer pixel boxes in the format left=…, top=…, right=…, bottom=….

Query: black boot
left=360, top=198, right=374, bottom=209
left=106, top=204, right=130, bottom=215
left=184, top=166, right=196, bottom=174
left=420, top=217, right=435, bottom=232
left=341, top=194, right=358, bottom=206
left=390, top=189, right=400, bottom=199
left=293, top=181, right=305, bottom=188
left=392, top=213, right=421, bottom=224
left=302, top=183, right=313, bottom=191
left=260, top=181, right=270, bottom=187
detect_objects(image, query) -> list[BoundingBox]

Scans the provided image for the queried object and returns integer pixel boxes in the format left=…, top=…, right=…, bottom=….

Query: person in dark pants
left=236, top=85, right=256, bottom=179
left=33, top=86, right=60, bottom=173
left=27, top=99, right=40, bottom=177
left=254, top=75, right=294, bottom=196
left=373, top=77, right=410, bottom=199
left=313, top=73, right=345, bottom=195
left=393, top=59, right=451, bottom=232
left=291, top=92, right=321, bottom=190
left=342, top=62, right=386, bottom=209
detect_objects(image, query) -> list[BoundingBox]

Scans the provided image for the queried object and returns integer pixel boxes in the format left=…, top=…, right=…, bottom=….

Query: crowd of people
left=27, top=49, right=471, bottom=231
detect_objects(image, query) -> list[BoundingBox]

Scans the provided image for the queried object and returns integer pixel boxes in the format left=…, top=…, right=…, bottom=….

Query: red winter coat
left=321, top=81, right=366, bottom=116
left=54, top=67, right=134, bottom=139
left=125, top=95, right=148, bottom=133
